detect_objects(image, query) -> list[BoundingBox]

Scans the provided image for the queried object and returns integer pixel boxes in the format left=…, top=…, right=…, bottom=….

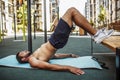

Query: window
left=8, top=4, right=13, bottom=16
left=117, top=0, right=120, bottom=9
left=90, top=4, right=92, bottom=17
left=1, top=1, right=5, bottom=10
left=117, top=10, right=120, bottom=19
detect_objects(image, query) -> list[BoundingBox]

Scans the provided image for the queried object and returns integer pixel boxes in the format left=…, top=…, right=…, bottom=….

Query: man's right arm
left=28, top=56, right=84, bottom=75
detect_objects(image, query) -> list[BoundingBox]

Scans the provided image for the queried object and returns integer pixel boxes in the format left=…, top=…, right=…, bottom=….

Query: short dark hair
left=16, top=52, right=28, bottom=64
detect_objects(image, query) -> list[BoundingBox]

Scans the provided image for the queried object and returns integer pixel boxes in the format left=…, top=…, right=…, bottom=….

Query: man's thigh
left=61, top=10, right=73, bottom=27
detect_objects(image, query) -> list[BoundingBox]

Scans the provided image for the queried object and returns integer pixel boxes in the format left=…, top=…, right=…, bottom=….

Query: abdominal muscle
left=32, top=41, right=56, bottom=61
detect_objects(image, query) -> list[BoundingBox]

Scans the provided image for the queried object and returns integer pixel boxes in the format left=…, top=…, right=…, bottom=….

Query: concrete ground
left=0, top=33, right=116, bottom=80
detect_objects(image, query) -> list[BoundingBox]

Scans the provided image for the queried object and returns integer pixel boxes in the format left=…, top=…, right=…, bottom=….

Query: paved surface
left=0, top=33, right=116, bottom=80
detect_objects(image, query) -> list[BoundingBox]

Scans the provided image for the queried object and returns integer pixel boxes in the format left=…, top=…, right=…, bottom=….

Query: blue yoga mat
left=0, top=55, right=102, bottom=69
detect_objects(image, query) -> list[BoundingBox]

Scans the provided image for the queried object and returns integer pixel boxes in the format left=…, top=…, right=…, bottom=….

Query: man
left=16, top=7, right=114, bottom=75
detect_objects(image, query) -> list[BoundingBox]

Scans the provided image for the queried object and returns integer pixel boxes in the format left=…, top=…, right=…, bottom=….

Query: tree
left=17, top=0, right=27, bottom=41
left=97, top=5, right=106, bottom=28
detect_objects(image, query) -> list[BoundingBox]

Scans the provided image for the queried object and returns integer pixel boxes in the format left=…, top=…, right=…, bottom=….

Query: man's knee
left=67, top=7, right=78, bottom=15
left=61, top=7, right=78, bottom=27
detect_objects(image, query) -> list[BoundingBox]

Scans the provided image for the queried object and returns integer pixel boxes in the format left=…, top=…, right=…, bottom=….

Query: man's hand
left=70, top=54, right=80, bottom=58
left=68, top=66, right=85, bottom=75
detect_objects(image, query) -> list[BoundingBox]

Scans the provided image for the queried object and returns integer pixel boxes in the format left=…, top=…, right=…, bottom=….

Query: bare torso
left=31, top=41, right=57, bottom=61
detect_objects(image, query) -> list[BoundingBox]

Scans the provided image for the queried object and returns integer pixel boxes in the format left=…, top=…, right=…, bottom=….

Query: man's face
left=18, top=50, right=30, bottom=62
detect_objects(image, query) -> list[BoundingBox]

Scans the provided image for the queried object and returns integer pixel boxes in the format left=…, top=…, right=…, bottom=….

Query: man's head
left=16, top=50, right=31, bottom=63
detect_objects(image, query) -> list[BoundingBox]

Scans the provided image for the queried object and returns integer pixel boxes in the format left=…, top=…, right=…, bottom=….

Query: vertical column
left=13, top=0, right=17, bottom=40
left=44, top=0, right=47, bottom=42
left=0, top=0, right=2, bottom=42
left=116, top=47, right=120, bottom=80
left=27, top=0, right=32, bottom=53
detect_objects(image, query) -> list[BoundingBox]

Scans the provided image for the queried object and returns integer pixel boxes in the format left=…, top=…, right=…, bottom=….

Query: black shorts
left=49, top=18, right=72, bottom=49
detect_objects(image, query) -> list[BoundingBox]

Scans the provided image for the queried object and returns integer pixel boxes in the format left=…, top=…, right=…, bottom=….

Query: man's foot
left=93, top=28, right=114, bottom=43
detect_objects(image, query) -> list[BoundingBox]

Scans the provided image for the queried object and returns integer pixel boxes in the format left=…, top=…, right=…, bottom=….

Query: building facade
left=31, top=0, right=51, bottom=31
left=85, top=0, right=120, bottom=30
left=0, top=0, right=54, bottom=35
left=50, top=0, right=58, bottom=22
left=33, top=0, right=43, bottom=31
left=0, top=0, right=14, bottom=34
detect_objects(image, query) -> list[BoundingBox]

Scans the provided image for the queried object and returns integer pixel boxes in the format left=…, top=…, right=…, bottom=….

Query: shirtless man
left=16, top=7, right=114, bottom=75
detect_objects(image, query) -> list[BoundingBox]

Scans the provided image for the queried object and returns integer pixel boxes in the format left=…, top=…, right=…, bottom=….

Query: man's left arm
left=28, top=56, right=84, bottom=75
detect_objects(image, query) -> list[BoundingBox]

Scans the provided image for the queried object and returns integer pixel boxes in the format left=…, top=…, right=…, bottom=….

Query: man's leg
left=61, top=7, right=97, bottom=35
left=61, top=7, right=114, bottom=43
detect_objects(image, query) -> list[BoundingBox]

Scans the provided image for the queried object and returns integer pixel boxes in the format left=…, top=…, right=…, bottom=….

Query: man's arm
left=28, top=56, right=84, bottom=75
left=52, top=53, right=79, bottom=59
